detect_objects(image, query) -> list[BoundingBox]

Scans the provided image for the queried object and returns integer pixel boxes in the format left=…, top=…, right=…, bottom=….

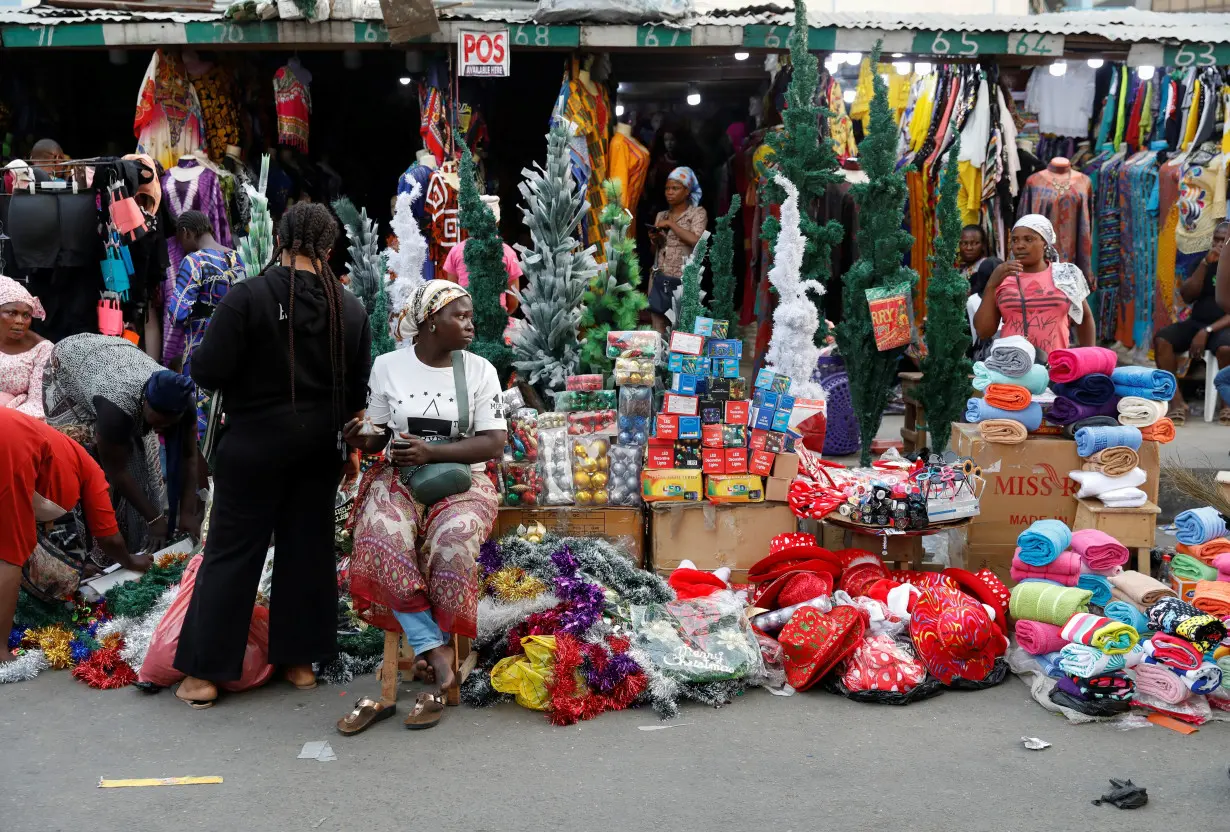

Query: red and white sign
left=458, top=30, right=509, bottom=77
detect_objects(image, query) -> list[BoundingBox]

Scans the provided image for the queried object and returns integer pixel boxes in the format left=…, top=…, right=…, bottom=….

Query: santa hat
left=668, top=560, right=730, bottom=600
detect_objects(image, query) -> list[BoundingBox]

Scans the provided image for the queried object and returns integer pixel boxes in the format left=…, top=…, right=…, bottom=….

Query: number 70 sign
left=458, top=29, right=509, bottom=77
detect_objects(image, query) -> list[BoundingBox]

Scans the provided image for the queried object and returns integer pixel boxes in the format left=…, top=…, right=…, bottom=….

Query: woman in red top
left=0, top=409, right=150, bottom=661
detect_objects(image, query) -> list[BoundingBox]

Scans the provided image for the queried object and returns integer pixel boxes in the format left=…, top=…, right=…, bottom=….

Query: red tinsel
left=71, top=647, right=137, bottom=689
left=544, top=633, right=647, bottom=726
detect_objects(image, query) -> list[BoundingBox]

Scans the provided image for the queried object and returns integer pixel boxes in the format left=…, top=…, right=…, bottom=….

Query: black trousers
left=174, top=415, right=342, bottom=682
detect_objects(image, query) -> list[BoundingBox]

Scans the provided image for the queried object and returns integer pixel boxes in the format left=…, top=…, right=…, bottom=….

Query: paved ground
left=3, top=670, right=1227, bottom=832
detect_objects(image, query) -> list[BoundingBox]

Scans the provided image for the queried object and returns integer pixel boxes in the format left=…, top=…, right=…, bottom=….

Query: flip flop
left=285, top=667, right=318, bottom=690
left=336, top=697, right=396, bottom=736
left=1167, top=405, right=1188, bottom=426
left=404, top=691, right=445, bottom=730
left=1220, top=407, right=1230, bottom=426
left=174, top=684, right=217, bottom=710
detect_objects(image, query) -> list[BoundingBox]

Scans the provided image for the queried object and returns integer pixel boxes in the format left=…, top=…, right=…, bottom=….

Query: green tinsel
left=759, top=0, right=844, bottom=345
left=675, top=232, right=709, bottom=336
left=833, top=42, right=918, bottom=466
left=104, top=559, right=188, bottom=619
left=579, top=179, right=649, bottom=376
left=708, top=194, right=740, bottom=324
left=15, top=590, right=74, bottom=630
left=920, top=141, right=973, bottom=455
left=459, top=145, right=513, bottom=380
left=336, top=626, right=385, bottom=659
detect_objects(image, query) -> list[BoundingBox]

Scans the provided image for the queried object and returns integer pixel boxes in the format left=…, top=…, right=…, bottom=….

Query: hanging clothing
left=1095, top=152, right=1126, bottom=335
left=423, top=167, right=466, bottom=277
left=1025, top=64, right=1098, bottom=138
left=273, top=64, right=311, bottom=153
left=1018, top=168, right=1094, bottom=281
left=608, top=130, right=650, bottom=211
left=559, top=67, right=612, bottom=259
left=418, top=62, right=453, bottom=166
left=133, top=50, right=205, bottom=170
left=1176, top=142, right=1227, bottom=255
left=1117, top=151, right=1160, bottom=349
left=193, top=65, right=240, bottom=163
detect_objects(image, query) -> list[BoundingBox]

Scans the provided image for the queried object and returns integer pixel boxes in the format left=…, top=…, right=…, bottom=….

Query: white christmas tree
left=511, top=118, right=600, bottom=393
left=763, top=173, right=825, bottom=399
left=236, top=153, right=272, bottom=279
left=385, top=177, right=428, bottom=319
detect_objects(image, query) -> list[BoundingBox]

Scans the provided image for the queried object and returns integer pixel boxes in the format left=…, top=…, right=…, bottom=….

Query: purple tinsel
left=8, top=627, right=23, bottom=650
left=584, top=649, right=641, bottom=693
left=478, top=540, right=504, bottom=579
left=553, top=573, right=604, bottom=636
left=551, top=544, right=579, bottom=575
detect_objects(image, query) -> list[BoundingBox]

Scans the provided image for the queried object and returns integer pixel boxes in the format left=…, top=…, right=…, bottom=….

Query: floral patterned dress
left=0, top=339, right=53, bottom=419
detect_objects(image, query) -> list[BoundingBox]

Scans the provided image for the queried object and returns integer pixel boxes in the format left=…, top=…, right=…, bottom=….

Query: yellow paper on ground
left=99, top=776, right=223, bottom=788
left=490, top=635, right=557, bottom=710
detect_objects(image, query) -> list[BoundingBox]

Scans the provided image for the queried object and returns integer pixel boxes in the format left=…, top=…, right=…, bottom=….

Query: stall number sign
left=459, top=30, right=509, bottom=77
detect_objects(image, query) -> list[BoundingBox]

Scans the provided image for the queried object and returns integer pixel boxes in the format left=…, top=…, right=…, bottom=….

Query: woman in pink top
left=974, top=214, right=1094, bottom=360
left=442, top=195, right=522, bottom=314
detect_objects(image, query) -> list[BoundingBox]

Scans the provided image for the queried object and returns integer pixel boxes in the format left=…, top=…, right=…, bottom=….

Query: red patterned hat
left=779, top=605, right=866, bottom=691
left=748, top=533, right=841, bottom=585
left=941, top=567, right=1011, bottom=637
left=839, top=560, right=889, bottom=598
left=909, top=586, right=1008, bottom=685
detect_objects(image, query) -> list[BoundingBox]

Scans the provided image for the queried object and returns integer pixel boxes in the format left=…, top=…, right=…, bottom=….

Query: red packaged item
left=702, top=448, right=726, bottom=474
left=566, top=374, right=603, bottom=392
left=702, top=423, right=724, bottom=448
left=749, top=449, right=776, bottom=477
left=655, top=414, right=679, bottom=440
left=724, top=400, right=750, bottom=425
left=724, top=448, right=748, bottom=473
left=866, top=283, right=912, bottom=351
left=646, top=446, right=676, bottom=469
left=567, top=410, right=617, bottom=435
left=748, top=429, right=769, bottom=452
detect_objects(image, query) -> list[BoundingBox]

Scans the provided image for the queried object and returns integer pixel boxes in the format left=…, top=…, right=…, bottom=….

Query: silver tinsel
left=315, top=652, right=382, bottom=686
left=475, top=593, right=561, bottom=650
left=96, top=584, right=180, bottom=672
left=0, top=649, right=49, bottom=684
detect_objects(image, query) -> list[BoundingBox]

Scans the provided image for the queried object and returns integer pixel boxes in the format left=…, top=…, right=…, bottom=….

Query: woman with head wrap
left=647, top=166, right=709, bottom=333
left=974, top=213, right=1094, bottom=360
left=0, top=275, right=53, bottom=419
left=341, top=280, right=506, bottom=731
left=42, top=333, right=199, bottom=554
left=172, top=203, right=372, bottom=707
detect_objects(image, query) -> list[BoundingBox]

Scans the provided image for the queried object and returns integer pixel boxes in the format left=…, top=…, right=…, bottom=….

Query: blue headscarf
left=143, top=370, right=195, bottom=537
left=667, top=166, right=702, bottom=207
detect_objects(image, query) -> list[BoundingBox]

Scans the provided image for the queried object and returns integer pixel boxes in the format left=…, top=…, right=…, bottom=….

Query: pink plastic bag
left=138, top=554, right=275, bottom=692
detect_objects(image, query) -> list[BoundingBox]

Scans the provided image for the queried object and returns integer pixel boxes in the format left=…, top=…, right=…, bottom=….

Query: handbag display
left=399, top=351, right=472, bottom=505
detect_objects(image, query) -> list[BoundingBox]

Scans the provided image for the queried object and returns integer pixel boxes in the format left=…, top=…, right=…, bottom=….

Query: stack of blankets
left=1172, top=506, right=1230, bottom=619
left=1047, top=346, right=1121, bottom=431
left=968, top=336, right=1046, bottom=445
left=1067, top=423, right=1147, bottom=508
left=1135, top=595, right=1229, bottom=715
left=1110, top=366, right=1178, bottom=445
left=1010, top=520, right=1130, bottom=604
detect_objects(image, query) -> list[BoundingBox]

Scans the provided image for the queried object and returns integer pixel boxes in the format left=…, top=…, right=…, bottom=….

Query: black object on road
left=1091, top=778, right=1148, bottom=810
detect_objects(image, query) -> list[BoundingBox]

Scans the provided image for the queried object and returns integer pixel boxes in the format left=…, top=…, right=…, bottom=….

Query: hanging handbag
left=97, top=292, right=124, bottom=336
left=201, top=388, right=226, bottom=470
left=398, top=351, right=473, bottom=505
left=101, top=239, right=131, bottom=299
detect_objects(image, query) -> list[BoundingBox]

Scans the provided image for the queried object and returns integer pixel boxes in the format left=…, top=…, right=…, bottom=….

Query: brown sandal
left=404, top=691, right=445, bottom=730
left=1219, top=407, right=1230, bottom=426
left=174, top=684, right=217, bottom=710
left=1167, top=405, right=1188, bottom=426
left=336, top=697, right=396, bottom=736
left=285, top=666, right=318, bottom=690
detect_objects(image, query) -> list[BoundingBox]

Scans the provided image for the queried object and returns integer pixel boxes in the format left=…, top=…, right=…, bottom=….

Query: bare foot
left=413, top=657, right=435, bottom=685
left=175, top=676, right=218, bottom=706
left=285, top=664, right=317, bottom=690
left=422, top=644, right=455, bottom=694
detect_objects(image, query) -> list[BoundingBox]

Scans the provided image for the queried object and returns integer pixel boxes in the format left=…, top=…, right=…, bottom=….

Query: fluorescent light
left=843, top=89, right=856, bottom=104
left=1087, top=58, right=1104, bottom=69
left=615, top=103, right=625, bottom=117
left=845, top=52, right=863, bottom=65
left=1048, top=61, right=1067, bottom=77
left=1137, top=64, right=1156, bottom=80
left=914, top=61, right=932, bottom=75
left=687, top=84, right=701, bottom=106
left=891, top=53, right=903, bottom=58
left=734, top=51, right=749, bottom=61
left=893, top=61, right=911, bottom=76
left=398, top=76, right=412, bottom=86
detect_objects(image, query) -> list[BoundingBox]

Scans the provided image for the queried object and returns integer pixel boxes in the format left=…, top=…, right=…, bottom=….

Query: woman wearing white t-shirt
left=342, top=281, right=506, bottom=731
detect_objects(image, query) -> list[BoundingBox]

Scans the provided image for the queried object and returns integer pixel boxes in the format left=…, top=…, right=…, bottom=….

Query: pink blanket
left=1010, top=550, right=1081, bottom=586
left=1014, top=620, right=1069, bottom=654
left=1070, top=528, right=1130, bottom=572
left=1048, top=346, right=1118, bottom=383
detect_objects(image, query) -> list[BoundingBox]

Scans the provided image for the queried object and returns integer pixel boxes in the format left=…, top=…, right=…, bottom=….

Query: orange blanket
left=1140, top=418, right=1175, bottom=443
left=983, top=384, right=1032, bottom=412
left=1192, top=580, right=1230, bottom=618
left=1178, top=539, right=1230, bottom=565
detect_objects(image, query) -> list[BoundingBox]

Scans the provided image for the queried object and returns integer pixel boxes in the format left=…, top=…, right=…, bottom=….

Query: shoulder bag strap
left=451, top=350, right=470, bottom=436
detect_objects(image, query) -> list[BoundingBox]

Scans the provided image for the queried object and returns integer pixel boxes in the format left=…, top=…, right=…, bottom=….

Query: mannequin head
left=481, top=194, right=501, bottom=225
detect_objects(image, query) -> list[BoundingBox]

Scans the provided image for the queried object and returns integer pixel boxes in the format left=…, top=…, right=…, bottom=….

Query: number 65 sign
left=458, top=29, right=509, bottom=77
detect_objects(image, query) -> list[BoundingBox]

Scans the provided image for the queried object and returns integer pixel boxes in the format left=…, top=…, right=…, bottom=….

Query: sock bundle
left=1174, top=507, right=1229, bottom=546
left=984, top=335, right=1036, bottom=378
left=1048, top=346, right=1118, bottom=383
left=1116, top=396, right=1168, bottom=427
left=973, top=361, right=1050, bottom=394
left=1016, top=519, right=1073, bottom=566
left=1069, top=528, right=1130, bottom=571
left=1111, top=366, right=1178, bottom=400
left=1073, top=425, right=1143, bottom=457
left=1052, top=374, right=1116, bottom=406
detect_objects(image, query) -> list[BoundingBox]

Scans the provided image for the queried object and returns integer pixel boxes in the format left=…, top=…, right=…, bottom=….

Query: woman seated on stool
left=344, top=281, right=506, bottom=731
left=974, top=214, right=1095, bottom=362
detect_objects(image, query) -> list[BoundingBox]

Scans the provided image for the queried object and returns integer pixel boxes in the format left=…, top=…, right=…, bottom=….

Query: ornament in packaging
left=554, top=389, right=618, bottom=412
left=617, top=414, right=650, bottom=446
left=565, top=374, right=604, bottom=392
left=608, top=444, right=644, bottom=506
left=571, top=435, right=611, bottom=506
left=618, top=385, right=653, bottom=417
left=607, top=330, right=662, bottom=360
left=538, top=426, right=575, bottom=506
left=614, top=356, right=656, bottom=386
left=499, top=462, right=542, bottom=507
left=508, top=409, right=539, bottom=462
left=537, top=411, right=568, bottom=431
left=566, top=410, right=617, bottom=435
left=865, top=282, right=912, bottom=351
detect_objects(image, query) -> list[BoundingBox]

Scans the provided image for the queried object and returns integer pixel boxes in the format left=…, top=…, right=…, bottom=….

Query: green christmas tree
left=759, top=0, right=844, bottom=344
left=708, top=194, right=740, bottom=325
left=458, top=145, right=513, bottom=379
left=511, top=119, right=600, bottom=394
left=920, top=141, right=973, bottom=455
left=332, top=195, right=395, bottom=358
left=579, top=178, right=649, bottom=376
left=236, top=153, right=272, bottom=277
left=675, top=232, right=710, bottom=336
left=833, top=44, right=918, bottom=466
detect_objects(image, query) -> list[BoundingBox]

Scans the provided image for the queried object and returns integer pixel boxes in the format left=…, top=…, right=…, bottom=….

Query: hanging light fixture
left=843, top=89, right=856, bottom=104
left=687, top=84, right=701, bottom=106
left=1087, top=58, right=1104, bottom=69
left=1137, top=65, right=1156, bottom=80
left=824, top=55, right=841, bottom=74
left=734, top=51, right=750, bottom=61
left=893, top=60, right=911, bottom=76
left=845, top=51, right=863, bottom=66
left=1048, top=61, right=1067, bottom=77
left=615, top=103, right=625, bottom=117
left=399, top=76, right=412, bottom=86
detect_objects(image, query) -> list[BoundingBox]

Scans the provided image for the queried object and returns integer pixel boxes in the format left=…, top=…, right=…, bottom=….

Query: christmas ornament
left=386, top=177, right=428, bottom=300
left=72, top=647, right=137, bottom=689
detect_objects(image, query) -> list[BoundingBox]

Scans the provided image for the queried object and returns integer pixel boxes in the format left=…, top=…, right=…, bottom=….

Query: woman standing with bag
left=173, top=203, right=372, bottom=708
left=343, top=280, right=506, bottom=731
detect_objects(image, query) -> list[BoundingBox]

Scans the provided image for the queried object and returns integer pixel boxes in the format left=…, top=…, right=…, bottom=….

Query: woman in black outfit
left=173, top=203, right=372, bottom=708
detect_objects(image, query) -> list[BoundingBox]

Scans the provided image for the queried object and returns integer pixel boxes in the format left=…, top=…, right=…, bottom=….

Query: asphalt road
left=3, top=672, right=1226, bottom=831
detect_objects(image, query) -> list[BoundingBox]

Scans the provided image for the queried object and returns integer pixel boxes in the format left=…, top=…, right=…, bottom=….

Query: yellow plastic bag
left=490, top=635, right=557, bottom=710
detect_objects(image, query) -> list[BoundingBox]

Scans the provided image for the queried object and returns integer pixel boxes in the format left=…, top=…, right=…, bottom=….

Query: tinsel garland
left=484, top=535, right=671, bottom=607
left=316, top=652, right=382, bottom=687
left=545, top=632, right=647, bottom=726
left=708, top=194, right=740, bottom=325
left=919, top=141, right=973, bottom=454
left=579, top=178, right=649, bottom=376
left=103, top=558, right=188, bottom=619
left=15, top=590, right=74, bottom=631
left=675, top=231, right=710, bottom=337
left=72, top=647, right=137, bottom=689
left=759, top=0, right=844, bottom=344
left=459, top=145, right=513, bottom=381
left=386, top=179, right=428, bottom=300
left=485, top=567, right=549, bottom=603
left=0, top=649, right=48, bottom=684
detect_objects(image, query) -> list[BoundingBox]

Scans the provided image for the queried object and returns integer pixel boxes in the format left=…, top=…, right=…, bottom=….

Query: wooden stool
left=898, top=372, right=927, bottom=454
left=378, top=631, right=475, bottom=707
left=1073, top=498, right=1160, bottom=574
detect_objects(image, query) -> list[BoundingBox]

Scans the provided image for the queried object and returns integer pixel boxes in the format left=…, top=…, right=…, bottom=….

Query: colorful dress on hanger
left=1117, top=151, right=1160, bottom=348
left=1018, top=168, right=1093, bottom=281
left=424, top=168, right=466, bottom=277
left=133, top=50, right=205, bottom=170
left=560, top=69, right=611, bottom=258
left=273, top=65, right=311, bottom=153
left=608, top=131, right=650, bottom=211
left=1095, top=153, right=1125, bottom=335
left=194, top=65, right=240, bottom=163
left=1176, top=142, right=1227, bottom=256
left=418, top=63, right=453, bottom=165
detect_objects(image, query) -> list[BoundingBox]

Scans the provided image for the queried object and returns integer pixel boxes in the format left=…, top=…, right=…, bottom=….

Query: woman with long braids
left=172, top=203, right=372, bottom=708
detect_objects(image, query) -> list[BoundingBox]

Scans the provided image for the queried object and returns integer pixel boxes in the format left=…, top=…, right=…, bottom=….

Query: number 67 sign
left=458, top=29, right=509, bottom=77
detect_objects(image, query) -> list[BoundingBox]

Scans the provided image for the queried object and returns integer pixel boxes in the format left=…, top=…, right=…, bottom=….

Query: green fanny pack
left=399, top=351, right=473, bottom=505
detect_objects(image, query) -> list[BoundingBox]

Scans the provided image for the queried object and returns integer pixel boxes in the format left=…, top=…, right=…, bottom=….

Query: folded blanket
left=1073, top=425, right=1143, bottom=456
left=1048, top=396, right=1121, bottom=426
left=1048, top=346, right=1118, bottom=383
left=1010, top=582, right=1092, bottom=625
left=973, top=361, right=1050, bottom=394
left=982, top=383, right=1034, bottom=411
left=1098, top=487, right=1149, bottom=508
left=1139, top=418, right=1176, bottom=443
left=1011, top=550, right=1081, bottom=586
left=1015, top=619, right=1070, bottom=654
left=1054, top=674, right=1092, bottom=700
left=1069, top=528, right=1130, bottom=572
left=965, top=398, right=1044, bottom=429
left=985, top=335, right=1037, bottom=378
left=1179, top=539, right=1230, bottom=564
left=1077, top=574, right=1113, bottom=607
left=1175, top=507, right=1230, bottom=546
left=1052, top=374, right=1116, bottom=406
left=1016, top=519, right=1073, bottom=566
left=1143, top=634, right=1205, bottom=671
left=1111, top=366, right=1178, bottom=401
left=1080, top=447, right=1140, bottom=477
left=1172, top=553, right=1218, bottom=583
left=1108, top=571, right=1176, bottom=607
left=1069, top=468, right=1147, bottom=499
left=1061, top=612, right=1140, bottom=654
left=1039, top=651, right=1066, bottom=679
left=1193, top=580, right=1230, bottom=618
left=1217, top=655, right=1230, bottom=690
left=1057, top=642, right=1143, bottom=676
left=1116, top=396, right=1168, bottom=427
left=1104, top=600, right=1150, bottom=634
left=1136, top=661, right=1191, bottom=704
left=980, top=419, right=1029, bottom=444
left=1179, top=662, right=1224, bottom=694
left=1077, top=671, right=1136, bottom=701
left=1148, top=596, right=1228, bottom=652
left=1214, top=553, right=1230, bottom=575
left=1061, top=415, right=1119, bottom=440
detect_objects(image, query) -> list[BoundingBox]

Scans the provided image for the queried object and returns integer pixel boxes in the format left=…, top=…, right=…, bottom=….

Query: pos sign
left=458, top=29, right=509, bottom=77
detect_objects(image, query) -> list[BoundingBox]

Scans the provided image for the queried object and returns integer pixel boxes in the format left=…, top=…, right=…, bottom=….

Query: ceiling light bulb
left=687, top=85, right=701, bottom=106
left=845, top=52, right=863, bottom=66
left=1137, top=64, right=1155, bottom=80
left=842, top=89, right=856, bottom=104
left=1048, top=61, right=1067, bottom=77
left=398, top=76, right=412, bottom=86
left=734, top=51, right=749, bottom=61
left=891, top=53, right=903, bottom=58
left=893, top=61, right=911, bottom=76
left=1087, top=58, right=1104, bottom=69
left=914, top=61, right=932, bottom=75
left=615, top=103, right=625, bottom=117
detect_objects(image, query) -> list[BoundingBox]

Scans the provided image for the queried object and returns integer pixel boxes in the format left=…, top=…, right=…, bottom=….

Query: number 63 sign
left=459, top=30, right=509, bottom=77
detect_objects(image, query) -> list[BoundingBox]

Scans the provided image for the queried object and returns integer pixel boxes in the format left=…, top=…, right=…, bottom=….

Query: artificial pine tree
left=236, top=153, right=272, bottom=277
left=511, top=119, right=600, bottom=394
left=675, top=231, right=709, bottom=337
left=579, top=178, right=649, bottom=376
left=458, top=145, right=513, bottom=379
left=920, top=141, right=972, bottom=454
left=708, top=194, right=740, bottom=324
left=385, top=177, right=428, bottom=313
left=834, top=44, right=918, bottom=466
left=759, top=0, right=843, bottom=344
left=332, top=196, right=395, bottom=358
left=763, top=175, right=825, bottom=399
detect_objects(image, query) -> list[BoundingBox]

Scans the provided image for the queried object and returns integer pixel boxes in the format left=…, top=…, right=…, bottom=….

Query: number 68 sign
left=458, top=30, right=510, bottom=77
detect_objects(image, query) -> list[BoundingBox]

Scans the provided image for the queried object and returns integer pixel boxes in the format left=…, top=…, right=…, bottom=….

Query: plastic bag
left=842, top=634, right=926, bottom=693
left=535, top=0, right=691, bottom=24
left=490, top=635, right=556, bottom=710
left=624, top=590, right=764, bottom=683
left=538, top=426, right=575, bottom=506
left=608, top=444, right=643, bottom=507
left=138, top=554, right=275, bottom=692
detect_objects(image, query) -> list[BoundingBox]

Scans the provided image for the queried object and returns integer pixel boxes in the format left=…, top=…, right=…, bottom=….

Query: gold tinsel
left=99, top=632, right=124, bottom=650
left=25, top=625, right=73, bottom=654
left=44, top=641, right=74, bottom=669
left=486, top=567, right=549, bottom=603
left=155, top=550, right=190, bottom=569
